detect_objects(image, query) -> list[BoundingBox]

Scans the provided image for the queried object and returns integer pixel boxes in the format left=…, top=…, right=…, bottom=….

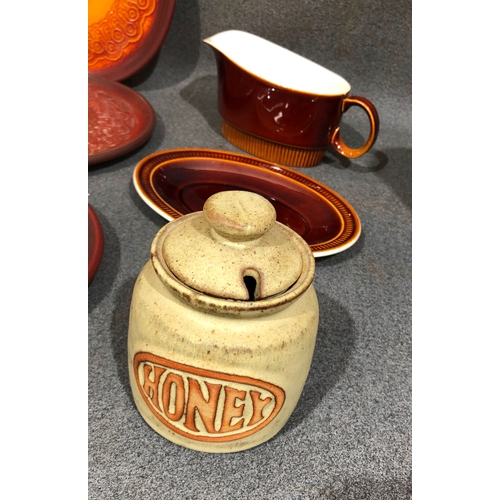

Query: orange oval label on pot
left=133, top=352, right=286, bottom=442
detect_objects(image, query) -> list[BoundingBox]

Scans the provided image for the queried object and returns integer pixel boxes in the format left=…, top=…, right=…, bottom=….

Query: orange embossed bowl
left=88, top=0, right=176, bottom=82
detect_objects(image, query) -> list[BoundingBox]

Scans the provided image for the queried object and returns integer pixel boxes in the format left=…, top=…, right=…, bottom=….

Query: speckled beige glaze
left=128, top=191, right=319, bottom=453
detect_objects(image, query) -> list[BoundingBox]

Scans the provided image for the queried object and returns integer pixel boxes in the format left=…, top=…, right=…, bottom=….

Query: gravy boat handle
left=331, top=96, right=380, bottom=159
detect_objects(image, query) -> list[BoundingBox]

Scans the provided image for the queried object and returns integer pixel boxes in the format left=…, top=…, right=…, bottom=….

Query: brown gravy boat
left=204, top=30, right=379, bottom=167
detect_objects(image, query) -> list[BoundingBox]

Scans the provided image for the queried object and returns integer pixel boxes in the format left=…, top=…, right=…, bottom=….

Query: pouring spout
left=203, top=30, right=351, bottom=96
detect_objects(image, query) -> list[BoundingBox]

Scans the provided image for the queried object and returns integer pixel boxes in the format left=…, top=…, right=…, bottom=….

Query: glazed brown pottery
left=204, top=30, right=379, bottom=167
left=133, top=149, right=361, bottom=257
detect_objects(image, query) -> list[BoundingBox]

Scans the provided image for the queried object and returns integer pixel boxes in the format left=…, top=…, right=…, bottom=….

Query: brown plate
left=133, top=149, right=361, bottom=257
left=88, top=0, right=176, bottom=82
left=88, top=75, right=156, bottom=166
left=89, top=204, right=105, bottom=285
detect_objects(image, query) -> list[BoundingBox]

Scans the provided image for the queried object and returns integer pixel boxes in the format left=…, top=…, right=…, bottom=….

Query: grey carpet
left=88, top=0, right=411, bottom=498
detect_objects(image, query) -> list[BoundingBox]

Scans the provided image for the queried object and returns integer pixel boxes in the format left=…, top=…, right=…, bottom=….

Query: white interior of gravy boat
left=204, top=30, right=351, bottom=96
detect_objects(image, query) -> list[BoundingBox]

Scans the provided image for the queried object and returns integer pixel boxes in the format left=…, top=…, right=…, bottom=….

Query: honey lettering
left=134, top=353, right=286, bottom=443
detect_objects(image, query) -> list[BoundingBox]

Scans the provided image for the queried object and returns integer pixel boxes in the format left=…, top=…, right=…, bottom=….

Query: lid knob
left=203, top=191, right=276, bottom=242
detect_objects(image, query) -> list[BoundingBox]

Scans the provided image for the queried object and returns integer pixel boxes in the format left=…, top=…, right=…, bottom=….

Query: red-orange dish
left=88, top=204, right=105, bottom=285
left=88, top=75, right=156, bottom=165
left=88, top=0, right=176, bottom=82
left=133, top=149, right=361, bottom=258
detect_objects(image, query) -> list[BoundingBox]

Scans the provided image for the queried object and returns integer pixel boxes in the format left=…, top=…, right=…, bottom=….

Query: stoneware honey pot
left=128, top=190, right=319, bottom=453
left=204, top=30, right=380, bottom=168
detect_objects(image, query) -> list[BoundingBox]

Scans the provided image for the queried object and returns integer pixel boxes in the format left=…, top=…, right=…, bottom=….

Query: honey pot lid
left=162, top=191, right=304, bottom=301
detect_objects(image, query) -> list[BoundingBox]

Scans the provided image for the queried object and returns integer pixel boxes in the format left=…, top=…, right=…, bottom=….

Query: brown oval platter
left=133, top=149, right=361, bottom=257
left=88, top=204, right=105, bottom=285
left=88, top=75, right=156, bottom=166
left=88, top=0, right=176, bottom=82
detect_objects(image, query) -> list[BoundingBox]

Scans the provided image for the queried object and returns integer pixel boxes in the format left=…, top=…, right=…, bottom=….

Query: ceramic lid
left=162, top=191, right=303, bottom=301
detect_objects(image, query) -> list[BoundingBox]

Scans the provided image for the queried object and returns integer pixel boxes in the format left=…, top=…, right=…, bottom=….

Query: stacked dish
left=88, top=1, right=176, bottom=283
left=88, top=0, right=176, bottom=165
